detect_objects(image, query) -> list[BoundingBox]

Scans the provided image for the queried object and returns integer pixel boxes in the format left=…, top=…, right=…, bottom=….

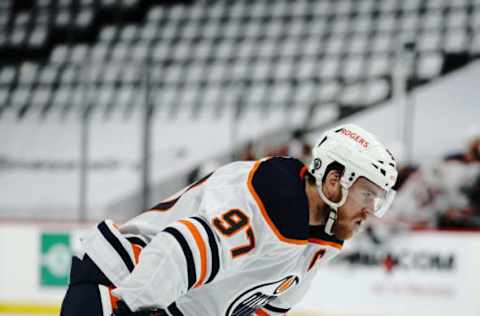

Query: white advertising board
left=298, top=231, right=480, bottom=316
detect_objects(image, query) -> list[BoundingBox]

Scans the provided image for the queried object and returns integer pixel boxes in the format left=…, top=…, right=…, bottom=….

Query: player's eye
left=362, top=191, right=374, bottom=198
left=362, top=191, right=375, bottom=199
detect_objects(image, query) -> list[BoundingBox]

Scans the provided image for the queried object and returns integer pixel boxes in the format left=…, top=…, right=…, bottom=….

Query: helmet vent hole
left=378, top=160, right=384, bottom=165
left=389, top=162, right=395, bottom=167
left=380, top=169, right=386, bottom=176
left=386, top=149, right=395, bottom=161
left=372, top=163, right=379, bottom=169
left=318, top=136, right=328, bottom=147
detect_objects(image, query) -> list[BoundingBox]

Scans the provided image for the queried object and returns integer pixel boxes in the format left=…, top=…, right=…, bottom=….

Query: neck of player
left=305, top=179, right=330, bottom=226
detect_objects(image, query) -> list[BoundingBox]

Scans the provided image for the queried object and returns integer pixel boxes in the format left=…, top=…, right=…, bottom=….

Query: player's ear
left=322, top=170, right=342, bottom=202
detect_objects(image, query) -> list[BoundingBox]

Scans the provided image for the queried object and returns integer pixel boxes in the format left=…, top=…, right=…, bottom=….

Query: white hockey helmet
left=309, top=124, right=398, bottom=234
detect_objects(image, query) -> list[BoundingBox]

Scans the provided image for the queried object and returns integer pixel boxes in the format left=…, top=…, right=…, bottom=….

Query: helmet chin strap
left=316, top=184, right=349, bottom=236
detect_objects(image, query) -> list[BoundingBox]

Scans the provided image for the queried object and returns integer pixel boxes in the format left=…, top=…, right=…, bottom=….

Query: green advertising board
left=40, top=232, right=72, bottom=286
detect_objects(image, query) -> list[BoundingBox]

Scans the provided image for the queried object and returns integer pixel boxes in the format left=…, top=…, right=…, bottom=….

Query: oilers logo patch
left=225, top=275, right=299, bottom=316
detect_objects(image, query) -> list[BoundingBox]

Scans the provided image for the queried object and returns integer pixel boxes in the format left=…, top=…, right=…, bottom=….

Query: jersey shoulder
left=248, top=157, right=310, bottom=243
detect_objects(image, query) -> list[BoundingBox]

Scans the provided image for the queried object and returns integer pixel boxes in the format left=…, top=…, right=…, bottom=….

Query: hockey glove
left=112, top=300, right=167, bottom=316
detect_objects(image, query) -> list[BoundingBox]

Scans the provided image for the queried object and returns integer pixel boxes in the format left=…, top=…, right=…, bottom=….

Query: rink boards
left=1, top=223, right=479, bottom=316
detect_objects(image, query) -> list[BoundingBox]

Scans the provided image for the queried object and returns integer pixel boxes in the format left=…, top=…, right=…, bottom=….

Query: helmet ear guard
left=310, top=155, right=349, bottom=236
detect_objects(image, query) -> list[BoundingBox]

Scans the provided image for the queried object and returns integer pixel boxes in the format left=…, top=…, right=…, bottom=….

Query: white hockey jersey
left=79, top=157, right=344, bottom=316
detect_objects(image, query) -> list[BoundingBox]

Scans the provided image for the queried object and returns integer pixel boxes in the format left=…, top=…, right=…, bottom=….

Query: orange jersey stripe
left=308, top=238, right=343, bottom=249
left=247, top=160, right=307, bottom=245
left=255, top=308, right=270, bottom=316
left=179, top=219, right=208, bottom=288
left=108, top=287, right=119, bottom=310
left=131, top=244, right=142, bottom=264
left=299, top=165, right=308, bottom=180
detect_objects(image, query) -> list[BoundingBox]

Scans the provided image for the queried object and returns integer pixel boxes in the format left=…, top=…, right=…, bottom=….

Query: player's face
left=333, top=177, right=386, bottom=240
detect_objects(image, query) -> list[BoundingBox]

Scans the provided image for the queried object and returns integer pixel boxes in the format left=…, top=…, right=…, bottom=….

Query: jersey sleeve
left=111, top=215, right=221, bottom=311
left=112, top=178, right=264, bottom=311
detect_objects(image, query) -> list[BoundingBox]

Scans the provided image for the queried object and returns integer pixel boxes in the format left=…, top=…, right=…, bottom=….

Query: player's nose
left=364, top=198, right=376, bottom=213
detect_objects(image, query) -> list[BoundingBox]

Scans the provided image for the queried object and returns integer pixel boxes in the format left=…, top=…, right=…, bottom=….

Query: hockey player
left=60, top=124, right=397, bottom=316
